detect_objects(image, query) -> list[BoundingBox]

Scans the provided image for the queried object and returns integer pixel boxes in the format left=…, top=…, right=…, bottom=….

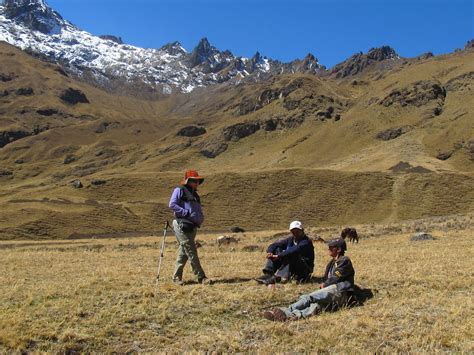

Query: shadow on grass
left=182, top=277, right=254, bottom=286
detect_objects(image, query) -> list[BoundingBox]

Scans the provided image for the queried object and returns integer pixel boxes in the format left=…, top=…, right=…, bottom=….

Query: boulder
left=0, top=169, right=13, bottom=177
left=91, top=179, right=107, bottom=186
left=230, top=226, right=245, bottom=233
left=16, top=87, right=34, bottom=96
left=0, top=73, right=13, bottom=82
left=60, top=88, right=90, bottom=105
left=71, top=179, right=83, bottom=189
left=177, top=125, right=207, bottom=137
left=410, top=232, right=436, bottom=241
left=436, top=151, right=452, bottom=161
left=95, top=122, right=110, bottom=134
left=37, top=108, right=59, bottom=116
left=63, top=155, right=77, bottom=164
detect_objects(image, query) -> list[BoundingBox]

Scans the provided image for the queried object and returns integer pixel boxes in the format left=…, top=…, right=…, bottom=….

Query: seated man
left=256, top=221, right=314, bottom=284
left=263, top=238, right=355, bottom=321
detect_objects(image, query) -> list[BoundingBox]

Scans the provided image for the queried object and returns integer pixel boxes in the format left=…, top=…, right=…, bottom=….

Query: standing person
left=169, top=170, right=210, bottom=285
left=256, top=221, right=314, bottom=284
left=263, top=238, right=355, bottom=321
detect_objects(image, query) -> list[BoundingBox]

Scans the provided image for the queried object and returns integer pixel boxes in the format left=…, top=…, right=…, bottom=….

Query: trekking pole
left=155, top=220, right=170, bottom=289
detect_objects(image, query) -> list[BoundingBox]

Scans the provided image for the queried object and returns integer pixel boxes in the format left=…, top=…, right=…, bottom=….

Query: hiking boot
left=255, top=273, right=273, bottom=284
left=262, top=310, right=275, bottom=321
left=263, top=275, right=281, bottom=285
left=198, top=277, right=212, bottom=285
left=172, top=278, right=183, bottom=286
left=271, top=308, right=288, bottom=322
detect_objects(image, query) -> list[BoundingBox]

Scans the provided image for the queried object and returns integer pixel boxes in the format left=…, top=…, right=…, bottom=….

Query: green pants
left=172, top=219, right=206, bottom=281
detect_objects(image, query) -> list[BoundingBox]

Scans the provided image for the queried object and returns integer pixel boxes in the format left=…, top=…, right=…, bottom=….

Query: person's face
left=187, top=179, right=200, bottom=189
left=291, top=228, right=304, bottom=239
left=328, top=246, right=340, bottom=258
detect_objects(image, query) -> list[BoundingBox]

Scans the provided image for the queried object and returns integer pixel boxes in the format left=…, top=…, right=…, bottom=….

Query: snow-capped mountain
left=0, top=0, right=324, bottom=94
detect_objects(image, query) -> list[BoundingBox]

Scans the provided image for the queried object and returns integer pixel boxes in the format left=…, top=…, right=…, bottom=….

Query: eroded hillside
left=0, top=42, right=473, bottom=239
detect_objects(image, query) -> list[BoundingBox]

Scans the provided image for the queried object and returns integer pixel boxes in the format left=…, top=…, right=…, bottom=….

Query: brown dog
left=341, top=227, right=359, bottom=243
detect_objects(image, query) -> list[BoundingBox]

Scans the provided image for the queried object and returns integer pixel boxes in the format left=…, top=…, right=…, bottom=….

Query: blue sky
left=48, top=0, right=473, bottom=67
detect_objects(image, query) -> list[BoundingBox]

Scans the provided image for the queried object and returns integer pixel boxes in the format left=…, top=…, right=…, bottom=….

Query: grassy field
left=0, top=215, right=472, bottom=352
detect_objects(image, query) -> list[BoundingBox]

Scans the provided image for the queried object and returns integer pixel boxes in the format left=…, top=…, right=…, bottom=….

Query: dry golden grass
left=0, top=216, right=472, bottom=352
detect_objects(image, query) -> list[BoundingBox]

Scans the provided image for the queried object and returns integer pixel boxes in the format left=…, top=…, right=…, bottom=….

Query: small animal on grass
left=341, top=227, right=359, bottom=243
left=216, top=235, right=239, bottom=246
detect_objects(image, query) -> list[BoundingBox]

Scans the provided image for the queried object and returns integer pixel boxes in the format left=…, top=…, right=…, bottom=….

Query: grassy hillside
left=0, top=42, right=473, bottom=239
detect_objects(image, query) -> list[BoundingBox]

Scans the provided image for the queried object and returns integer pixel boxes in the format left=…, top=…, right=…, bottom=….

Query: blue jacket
left=169, top=186, right=204, bottom=227
left=267, top=235, right=314, bottom=269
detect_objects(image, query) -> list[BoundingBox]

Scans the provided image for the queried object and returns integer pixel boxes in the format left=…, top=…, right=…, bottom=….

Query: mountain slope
left=0, top=41, right=473, bottom=239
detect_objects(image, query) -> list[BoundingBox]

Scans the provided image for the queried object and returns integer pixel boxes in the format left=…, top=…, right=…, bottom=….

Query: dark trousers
left=263, top=249, right=313, bottom=281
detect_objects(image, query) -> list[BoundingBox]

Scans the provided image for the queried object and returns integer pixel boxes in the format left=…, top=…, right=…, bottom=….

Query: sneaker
left=198, top=277, right=212, bottom=285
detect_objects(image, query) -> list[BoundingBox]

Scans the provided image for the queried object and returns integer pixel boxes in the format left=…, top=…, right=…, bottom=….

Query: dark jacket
left=323, top=255, right=355, bottom=291
left=267, top=235, right=315, bottom=270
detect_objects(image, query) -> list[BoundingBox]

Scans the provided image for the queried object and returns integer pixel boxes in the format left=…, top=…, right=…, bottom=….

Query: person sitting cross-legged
left=255, top=221, right=314, bottom=285
left=263, top=238, right=355, bottom=321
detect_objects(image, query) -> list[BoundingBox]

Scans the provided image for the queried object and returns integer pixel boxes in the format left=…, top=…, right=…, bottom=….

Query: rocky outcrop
left=223, top=122, right=260, bottom=141
left=379, top=80, right=446, bottom=107
left=0, top=129, right=31, bottom=148
left=159, top=41, right=186, bottom=56
left=37, top=108, right=59, bottom=116
left=465, top=39, right=474, bottom=49
left=389, top=161, right=432, bottom=174
left=417, top=52, right=434, bottom=60
left=3, top=0, right=67, bottom=34
left=376, top=126, right=411, bottom=141
left=445, top=72, right=474, bottom=92
left=177, top=125, right=207, bottom=137
left=0, top=73, right=14, bottom=82
left=16, top=87, right=34, bottom=95
left=331, top=46, right=399, bottom=78
left=99, top=35, right=123, bottom=44
left=60, top=88, right=89, bottom=104
left=235, top=78, right=305, bottom=116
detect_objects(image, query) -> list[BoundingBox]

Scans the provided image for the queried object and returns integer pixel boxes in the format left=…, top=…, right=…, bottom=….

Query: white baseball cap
left=289, top=221, right=304, bottom=230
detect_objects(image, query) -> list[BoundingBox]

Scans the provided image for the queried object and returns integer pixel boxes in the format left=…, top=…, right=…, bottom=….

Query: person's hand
left=319, top=283, right=325, bottom=289
left=270, top=254, right=279, bottom=261
left=266, top=252, right=273, bottom=259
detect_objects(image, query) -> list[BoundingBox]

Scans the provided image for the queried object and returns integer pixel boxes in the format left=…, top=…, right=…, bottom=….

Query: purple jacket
left=169, top=186, right=204, bottom=227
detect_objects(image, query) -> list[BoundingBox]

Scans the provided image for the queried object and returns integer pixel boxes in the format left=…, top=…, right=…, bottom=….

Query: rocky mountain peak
left=330, top=46, right=401, bottom=78
left=159, top=41, right=186, bottom=56
left=367, top=46, right=398, bottom=61
left=188, top=37, right=230, bottom=69
left=2, top=0, right=67, bottom=34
